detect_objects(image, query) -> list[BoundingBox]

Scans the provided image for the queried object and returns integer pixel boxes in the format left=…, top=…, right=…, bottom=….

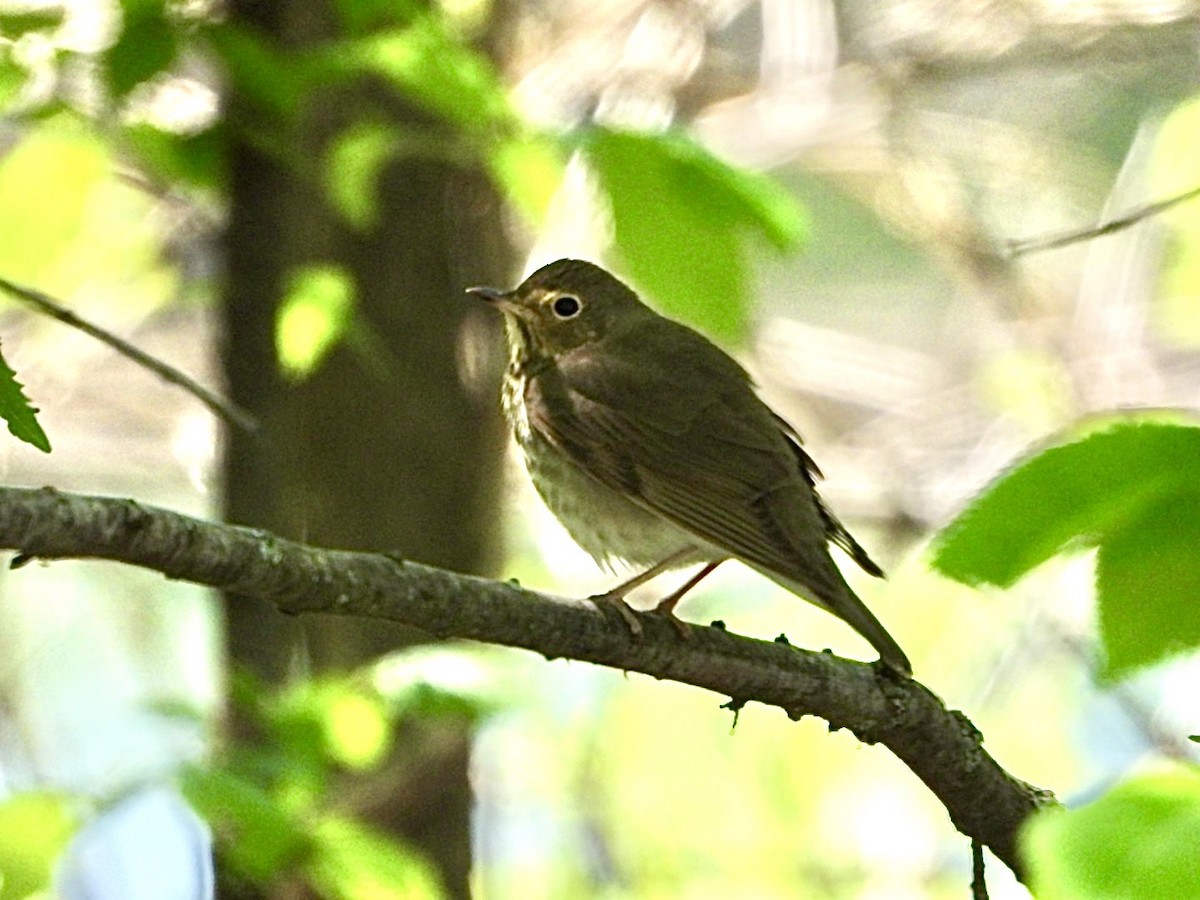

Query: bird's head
left=468, top=258, right=644, bottom=360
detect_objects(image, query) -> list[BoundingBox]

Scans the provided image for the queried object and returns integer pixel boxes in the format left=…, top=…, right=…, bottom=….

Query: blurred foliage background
left=0, top=0, right=1199, bottom=897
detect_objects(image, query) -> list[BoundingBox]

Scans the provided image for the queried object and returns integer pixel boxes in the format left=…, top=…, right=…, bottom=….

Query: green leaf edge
left=930, top=416, right=1200, bottom=588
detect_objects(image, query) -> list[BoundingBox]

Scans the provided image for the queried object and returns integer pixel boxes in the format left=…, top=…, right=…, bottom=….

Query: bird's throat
left=503, top=314, right=554, bottom=375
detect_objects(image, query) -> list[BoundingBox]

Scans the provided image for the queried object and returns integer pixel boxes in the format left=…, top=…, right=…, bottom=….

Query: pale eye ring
left=552, top=295, right=581, bottom=318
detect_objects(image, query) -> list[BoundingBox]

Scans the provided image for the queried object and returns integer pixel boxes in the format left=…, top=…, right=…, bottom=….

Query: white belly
left=504, top=364, right=704, bottom=571
left=520, top=430, right=696, bottom=568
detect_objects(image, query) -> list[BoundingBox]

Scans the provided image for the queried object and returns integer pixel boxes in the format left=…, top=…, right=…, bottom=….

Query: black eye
left=552, top=295, right=581, bottom=318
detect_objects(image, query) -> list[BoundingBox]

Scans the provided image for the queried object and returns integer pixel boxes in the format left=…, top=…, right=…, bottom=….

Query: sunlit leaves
left=308, top=817, right=444, bottom=900
left=0, top=341, right=49, bottom=451
left=488, top=133, right=565, bottom=225
left=1096, top=491, right=1200, bottom=676
left=325, top=119, right=565, bottom=231
left=931, top=418, right=1200, bottom=678
left=338, top=15, right=513, bottom=134
left=272, top=678, right=393, bottom=774
left=182, top=767, right=312, bottom=882
left=932, top=420, right=1200, bottom=588
left=184, top=766, right=446, bottom=897
left=0, top=792, right=78, bottom=899
left=123, top=122, right=225, bottom=191
left=0, top=44, right=28, bottom=110
left=277, top=265, right=356, bottom=379
left=330, top=0, right=423, bottom=35
left=0, top=123, right=180, bottom=354
left=582, top=127, right=807, bottom=343
left=0, top=129, right=108, bottom=284
left=183, top=657, right=497, bottom=895
left=1021, top=767, right=1200, bottom=900
left=106, top=0, right=178, bottom=100
left=326, top=122, right=403, bottom=230
left=0, top=7, right=65, bottom=38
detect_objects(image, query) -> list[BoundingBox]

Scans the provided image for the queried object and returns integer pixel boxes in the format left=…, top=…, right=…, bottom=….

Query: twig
left=0, top=277, right=258, bottom=434
left=971, top=838, right=988, bottom=900
left=0, top=485, right=1055, bottom=882
left=1006, top=184, right=1200, bottom=257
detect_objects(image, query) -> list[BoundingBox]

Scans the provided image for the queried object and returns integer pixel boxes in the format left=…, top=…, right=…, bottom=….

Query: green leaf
left=1096, top=491, right=1200, bottom=677
left=0, top=47, right=28, bottom=111
left=0, top=8, right=66, bottom=39
left=337, top=17, right=512, bottom=133
left=325, top=122, right=403, bottom=230
left=931, top=419, right=1200, bottom=587
left=181, top=767, right=312, bottom=883
left=583, top=127, right=807, bottom=343
left=1022, top=767, right=1200, bottom=900
left=315, top=687, right=391, bottom=770
left=106, top=3, right=178, bottom=99
left=277, top=265, right=356, bottom=379
left=330, top=0, right=421, bottom=33
left=487, top=132, right=565, bottom=226
left=0, top=128, right=110, bottom=284
left=124, top=123, right=226, bottom=191
left=272, top=678, right=392, bottom=772
left=0, top=342, right=50, bottom=452
left=306, top=816, right=444, bottom=900
left=0, top=792, right=78, bottom=900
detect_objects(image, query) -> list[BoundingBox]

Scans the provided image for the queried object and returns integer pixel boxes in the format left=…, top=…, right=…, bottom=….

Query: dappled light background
left=0, top=0, right=1198, bottom=897
left=0, top=120, right=221, bottom=884
left=472, top=0, right=1200, bottom=896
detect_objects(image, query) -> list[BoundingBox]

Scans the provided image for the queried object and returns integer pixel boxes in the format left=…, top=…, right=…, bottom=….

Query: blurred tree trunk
left=219, top=2, right=514, bottom=895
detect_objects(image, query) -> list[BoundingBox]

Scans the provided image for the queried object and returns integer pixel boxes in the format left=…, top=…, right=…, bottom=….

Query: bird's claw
left=590, top=591, right=643, bottom=639
left=652, top=601, right=692, bottom=640
left=587, top=591, right=693, bottom=641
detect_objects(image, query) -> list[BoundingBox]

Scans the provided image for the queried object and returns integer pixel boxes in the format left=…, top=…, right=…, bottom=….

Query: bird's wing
left=773, top=414, right=884, bottom=578
left=523, top=322, right=851, bottom=609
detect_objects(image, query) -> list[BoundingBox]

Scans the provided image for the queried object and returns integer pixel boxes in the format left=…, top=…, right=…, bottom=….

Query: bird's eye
left=552, top=295, right=582, bottom=318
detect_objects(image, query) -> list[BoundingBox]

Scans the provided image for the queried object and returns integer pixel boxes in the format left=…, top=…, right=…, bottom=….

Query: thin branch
left=971, top=838, right=988, bottom=900
left=0, top=277, right=258, bottom=434
left=0, top=486, right=1055, bottom=880
left=1006, top=183, right=1200, bottom=257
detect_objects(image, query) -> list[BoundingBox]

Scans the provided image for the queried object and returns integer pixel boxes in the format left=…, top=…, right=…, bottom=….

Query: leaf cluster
left=0, top=649, right=502, bottom=899
left=183, top=653, right=500, bottom=898
left=932, top=415, right=1200, bottom=897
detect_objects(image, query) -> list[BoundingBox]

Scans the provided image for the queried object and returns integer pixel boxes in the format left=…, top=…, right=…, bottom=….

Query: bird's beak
left=466, top=286, right=505, bottom=303
left=467, top=285, right=528, bottom=318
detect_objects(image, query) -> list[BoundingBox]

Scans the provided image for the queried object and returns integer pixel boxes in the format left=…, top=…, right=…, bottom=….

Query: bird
left=467, top=258, right=911, bottom=675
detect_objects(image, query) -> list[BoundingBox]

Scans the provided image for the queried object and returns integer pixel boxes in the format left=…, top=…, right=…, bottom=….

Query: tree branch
left=0, top=485, right=1054, bottom=879
left=1006, top=183, right=1200, bottom=257
left=0, top=276, right=258, bottom=434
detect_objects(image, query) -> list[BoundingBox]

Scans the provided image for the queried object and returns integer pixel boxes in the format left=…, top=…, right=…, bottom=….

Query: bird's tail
left=778, top=574, right=912, bottom=675
left=845, top=601, right=912, bottom=676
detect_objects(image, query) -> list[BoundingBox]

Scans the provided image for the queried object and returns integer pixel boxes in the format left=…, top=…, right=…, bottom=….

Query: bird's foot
left=590, top=590, right=643, bottom=639
left=651, top=598, right=692, bottom=640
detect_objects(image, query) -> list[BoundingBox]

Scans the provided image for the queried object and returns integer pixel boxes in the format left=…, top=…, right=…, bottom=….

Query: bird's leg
left=591, top=547, right=700, bottom=638
left=596, top=547, right=699, bottom=600
left=652, top=561, right=722, bottom=638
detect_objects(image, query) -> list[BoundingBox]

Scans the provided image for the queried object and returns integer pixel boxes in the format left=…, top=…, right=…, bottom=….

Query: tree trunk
left=219, top=3, right=514, bottom=895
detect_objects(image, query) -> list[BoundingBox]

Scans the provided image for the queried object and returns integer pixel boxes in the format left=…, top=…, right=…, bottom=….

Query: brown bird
left=469, top=258, right=911, bottom=674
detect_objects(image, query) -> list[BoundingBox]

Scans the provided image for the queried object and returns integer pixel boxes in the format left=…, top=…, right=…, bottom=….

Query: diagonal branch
left=1006, top=183, right=1200, bottom=256
left=0, top=485, right=1054, bottom=879
left=0, top=276, right=258, bottom=434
